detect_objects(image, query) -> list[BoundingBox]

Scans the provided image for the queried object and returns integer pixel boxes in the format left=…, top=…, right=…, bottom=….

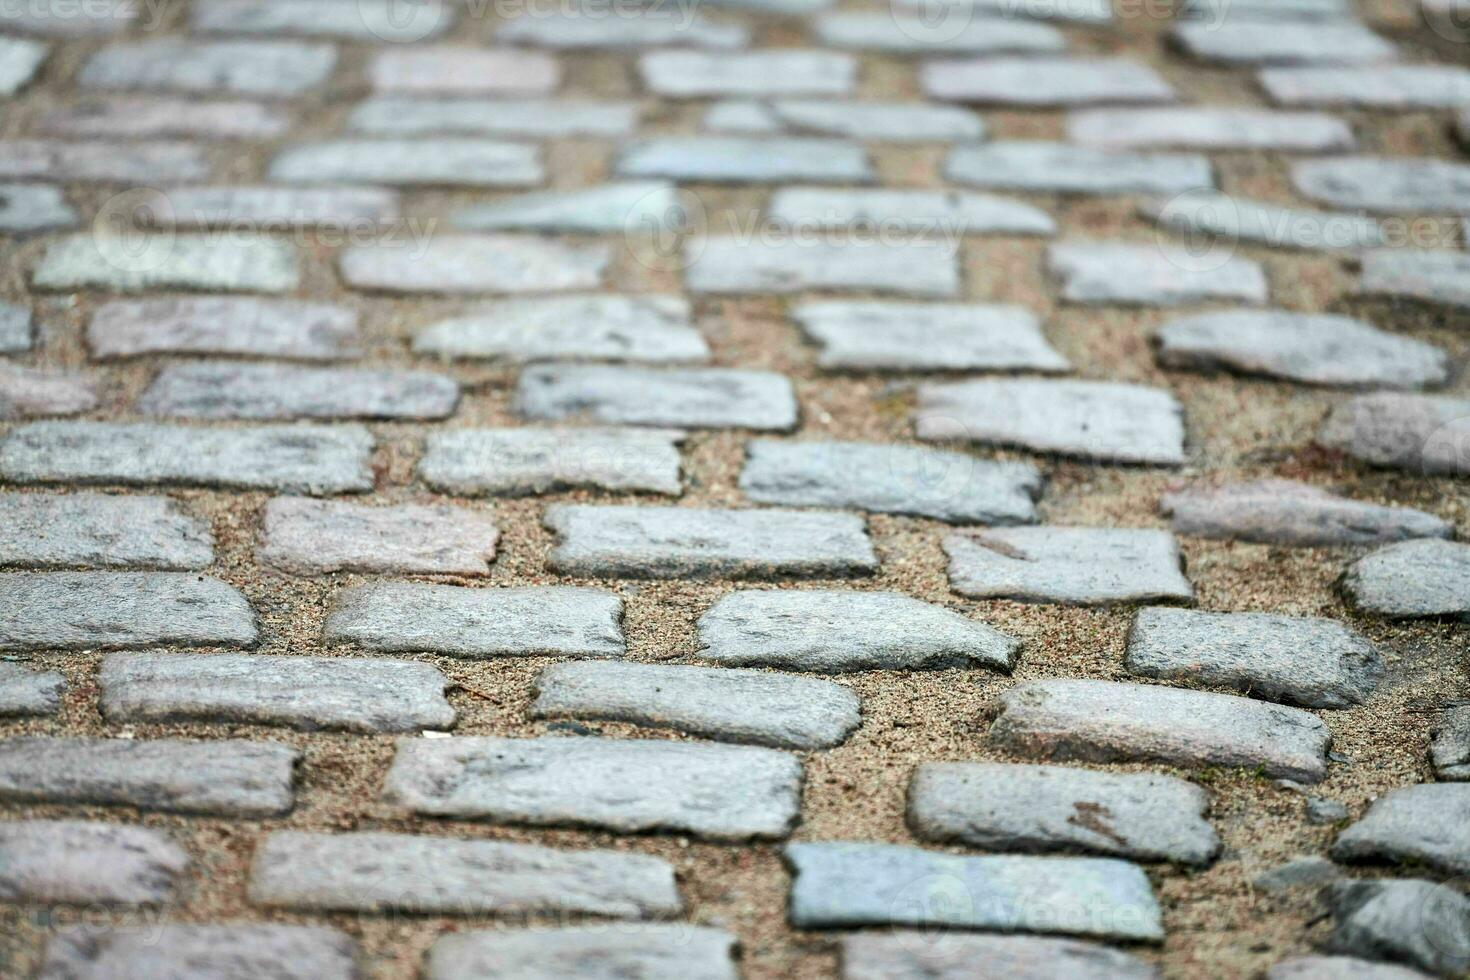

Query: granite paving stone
left=947, top=142, right=1213, bottom=195
left=1260, top=65, right=1470, bottom=108
left=0, top=491, right=214, bottom=570
left=250, top=830, right=680, bottom=916
left=1292, top=157, right=1470, bottom=214
left=38, top=97, right=292, bottom=139
left=0, top=302, right=30, bottom=353
left=1067, top=107, right=1354, bottom=151
left=146, top=186, right=399, bottom=229
left=532, top=660, right=860, bottom=750
left=1181, top=0, right=1351, bottom=18
left=1341, top=539, right=1470, bottom=620
left=38, top=925, right=358, bottom=980
left=703, top=99, right=985, bottom=141
left=415, top=295, right=707, bottom=362
left=270, top=139, right=541, bottom=187
left=793, top=300, right=1068, bottom=372
left=1332, top=783, right=1470, bottom=875
left=1432, top=706, right=1470, bottom=781
left=1317, top=394, right=1470, bottom=475
left=426, top=927, right=736, bottom=980
left=350, top=98, right=639, bottom=138
left=544, top=504, right=877, bottom=579
left=1172, top=22, right=1395, bottom=65
left=0, top=183, right=77, bottom=233
left=640, top=51, right=854, bottom=97
left=1360, top=250, right=1470, bottom=310
left=0, top=663, right=63, bottom=717
left=686, top=239, right=958, bottom=296
left=1047, top=242, right=1268, bottom=306
left=784, top=842, right=1164, bottom=940
left=1253, top=856, right=1343, bottom=894
left=1267, top=956, right=1435, bottom=980
left=101, top=651, right=454, bottom=733
left=138, top=363, right=460, bottom=420
left=370, top=46, right=559, bottom=94
left=945, top=527, right=1192, bottom=605
left=0, top=421, right=375, bottom=493
left=766, top=188, right=1054, bottom=235
left=739, top=439, right=1042, bottom=524
left=617, top=136, right=872, bottom=183
left=1143, top=192, right=1392, bottom=253
left=191, top=0, right=455, bottom=41
left=87, top=297, right=361, bottom=361
left=0, top=139, right=207, bottom=182
left=1325, top=879, right=1470, bottom=976
left=908, top=761, right=1220, bottom=865
left=1161, top=479, right=1452, bottom=547
left=323, top=582, right=624, bottom=659
left=260, top=498, right=497, bottom=576
left=916, top=379, right=1186, bottom=466
left=495, top=10, right=748, bottom=49
left=451, top=182, right=674, bottom=233
left=840, top=933, right=1160, bottom=980
left=33, top=234, right=299, bottom=294
left=1125, top=606, right=1383, bottom=708
left=1156, top=311, right=1448, bottom=388
left=341, top=235, right=606, bottom=295
left=0, top=572, right=257, bottom=651
left=990, top=678, right=1332, bottom=782
left=0, top=38, right=46, bottom=95
left=383, top=735, right=803, bottom=840
left=0, top=821, right=187, bottom=905
left=0, top=363, right=98, bottom=419
left=812, top=12, right=1064, bottom=54
left=516, top=364, right=797, bottom=431
left=0, top=737, right=297, bottom=815
left=923, top=57, right=1175, bottom=106
left=698, top=589, right=1019, bottom=672
left=420, top=427, right=685, bottom=496
left=893, top=0, right=1113, bottom=22
left=79, top=40, right=337, bottom=97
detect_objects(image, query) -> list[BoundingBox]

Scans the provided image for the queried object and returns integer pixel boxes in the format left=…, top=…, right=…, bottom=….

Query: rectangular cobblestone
left=893, top=0, right=1113, bottom=22
left=0, top=737, right=298, bottom=814
left=383, top=735, right=803, bottom=840
left=415, top=295, right=705, bottom=362
left=617, top=137, right=872, bottom=183
left=704, top=99, right=984, bottom=141
left=259, top=497, right=497, bottom=575
left=945, top=527, right=1193, bottom=605
left=1260, top=65, right=1470, bottom=108
left=324, top=582, right=625, bottom=658
left=350, top=97, right=639, bottom=137
left=1318, top=393, right=1470, bottom=476
left=100, top=651, right=454, bottom=732
left=0, top=139, right=206, bottom=182
left=1068, top=107, right=1354, bottom=152
left=1143, top=192, right=1391, bottom=253
left=516, top=364, right=796, bottom=431
left=1360, top=249, right=1470, bottom=310
left=0, top=182, right=78, bottom=233
left=0, top=491, right=213, bottom=570
left=842, top=934, right=1158, bottom=980
left=794, top=300, right=1068, bottom=372
left=451, top=182, right=674, bottom=232
left=39, top=96, right=291, bottom=138
left=813, top=12, right=1064, bottom=54
left=767, top=188, right=1053, bottom=235
left=147, top=186, right=399, bottom=229
left=270, top=139, right=541, bottom=187
left=1172, top=21, right=1395, bottom=65
left=371, top=46, right=559, bottom=93
left=420, top=427, right=685, bottom=496
left=640, top=51, right=855, bottom=97
left=80, top=40, right=337, bottom=96
left=496, top=10, right=748, bottom=49
left=545, top=504, right=877, bottom=579
left=88, top=297, right=361, bottom=361
left=0, top=302, right=31, bottom=352
left=427, top=927, right=736, bottom=980
left=250, top=830, right=680, bottom=917
left=0, top=38, right=46, bottom=95
left=0, top=363, right=98, bottom=419
left=0, top=820, right=188, bottom=905
left=340, top=235, right=606, bottom=294
left=0, top=663, right=63, bottom=717
left=192, top=0, right=455, bottom=41
left=1047, top=241, right=1268, bottom=306
left=34, top=234, right=299, bottom=294
left=40, top=926, right=356, bottom=980
left=0, top=421, right=375, bottom=493
left=1292, top=156, right=1470, bottom=214
left=138, top=363, right=460, bottom=420
left=924, top=57, right=1174, bottom=105
left=948, top=141, right=1213, bottom=195
left=687, top=239, right=958, bottom=296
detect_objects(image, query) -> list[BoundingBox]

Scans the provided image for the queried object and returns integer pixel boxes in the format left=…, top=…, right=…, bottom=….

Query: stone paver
left=88, top=297, right=361, bottom=361
left=617, top=136, right=872, bottom=183
left=1126, top=606, right=1383, bottom=709
left=740, top=439, right=1041, bottom=524
left=640, top=51, right=854, bottom=97
left=350, top=98, right=639, bottom=138
left=1333, top=783, right=1470, bottom=876
left=1341, top=539, right=1470, bottom=620
left=686, top=239, right=958, bottom=297
left=1293, top=157, right=1470, bottom=214
left=705, top=99, right=985, bottom=141
left=1143, top=192, right=1392, bottom=253
left=0, top=139, right=207, bottom=182
left=532, top=660, right=860, bottom=750
left=383, top=736, right=803, bottom=840
left=813, top=12, right=1063, bottom=54
left=0, top=421, right=374, bottom=493
left=139, top=363, right=459, bottom=420
left=259, top=497, right=497, bottom=576
left=0, top=182, right=77, bottom=233
left=945, top=527, right=1192, bottom=605
left=146, top=186, right=398, bottom=229
left=1268, top=956, right=1434, bottom=980
left=895, top=0, right=1113, bottom=21
left=545, top=504, right=877, bottom=579
left=1161, top=479, right=1452, bottom=547
left=0, top=663, right=63, bottom=717
left=698, top=589, right=1018, bottom=672
left=916, top=379, right=1186, bottom=466
left=270, top=139, right=541, bottom=187
left=101, top=651, right=454, bottom=733
left=420, top=427, right=685, bottom=496
left=371, top=47, right=559, bottom=94
left=191, top=0, right=455, bottom=41
left=1325, top=879, right=1470, bottom=977
left=1156, top=311, right=1448, bottom=389
left=0, top=820, right=188, bottom=905
left=1261, top=65, right=1470, bottom=108
left=991, top=679, right=1332, bottom=782
left=1360, top=249, right=1470, bottom=310
left=517, top=364, right=797, bottom=431
left=496, top=10, right=748, bottom=50
left=34, top=234, right=299, bottom=294
left=1068, top=108, right=1354, bottom=152
left=785, top=842, right=1163, bottom=940
left=38, top=926, right=357, bottom=980
left=0, top=737, right=298, bottom=815
left=324, top=582, right=624, bottom=659
left=793, top=300, right=1068, bottom=373
left=451, top=182, right=674, bottom=233
left=909, top=762, right=1219, bottom=865
left=1172, top=22, right=1395, bottom=65
left=0, top=302, right=31, bottom=353
left=0, top=572, right=256, bottom=651
left=1183, top=0, right=1351, bottom=18
left=841, top=933, right=1160, bottom=980
left=0, top=363, right=98, bottom=419
left=427, top=927, right=737, bottom=980
left=340, top=235, right=606, bottom=294
left=767, top=188, right=1054, bottom=235
left=0, top=491, right=214, bottom=570
left=416, top=295, right=706, bottom=363
left=1318, top=394, right=1470, bottom=475
left=948, top=142, right=1213, bottom=196
left=250, top=831, right=680, bottom=916
left=80, top=40, right=336, bottom=96
left=1047, top=242, right=1268, bottom=306
left=1433, top=706, right=1470, bottom=781
left=39, top=96, right=292, bottom=139
left=0, top=38, right=46, bottom=95
left=923, top=58, right=1174, bottom=106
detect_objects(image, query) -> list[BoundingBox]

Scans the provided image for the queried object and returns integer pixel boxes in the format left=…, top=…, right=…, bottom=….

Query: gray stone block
left=923, top=57, right=1174, bottom=105
left=38, top=925, right=358, bottom=980
left=0, top=182, right=77, bottom=232
left=1341, top=539, right=1470, bottom=620
left=1261, top=65, right=1470, bottom=108
left=427, top=926, right=736, bottom=980
left=415, top=295, right=707, bottom=363
left=0, top=38, right=46, bottom=95
left=945, top=528, right=1192, bottom=605
left=270, top=139, right=541, bottom=187
left=38, top=96, right=290, bottom=139
left=640, top=50, right=854, bottom=97
left=420, top=427, right=685, bottom=497
left=79, top=40, right=336, bottom=97
left=1161, top=479, right=1452, bottom=547
left=1172, top=21, right=1395, bottom=65
left=1047, top=241, right=1268, bottom=306
left=495, top=10, right=748, bottom=49
left=0, top=363, right=98, bottom=419
left=617, top=137, right=872, bottom=184
left=0, top=491, right=214, bottom=569
left=0, top=820, right=187, bottom=904
left=793, top=301, right=1068, bottom=373
left=1068, top=107, right=1354, bottom=151
left=767, top=187, right=1053, bottom=235
left=1325, top=879, right=1470, bottom=977
left=1361, top=249, right=1470, bottom=311
left=1267, top=956, right=1433, bottom=980
left=33, top=233, right=298, bottom=293
left=451, top=182, right=676, bottom=233
left=139, top=363, right=459, bottom=420
left=1332, top=784, right=1470, bottom=875
left=371, top=46, right=558, bottom=94
left=813, top=12, right=1063, bottom=54
left=0, top=139, right=206, bottom=182
left=0, top=302, right=30, bottom=353
left=260, top=497, right=497, bottom=576
left=88, top=297, right=360, bottom=361
left=0, top=662, right=63, bottom=717
left=841, top=933, right=1160, bottom=980
left=1144, top=192, right=1391, bottom=253
left=1293, top=157, right=1470, bottom=214
left=1432, top=706, right=1470, bottom=781
left=1318, top=394, right=1470, bottom=475
left=705, top=99, right=985, bottom=141
left=686, top=239, right=957, bottom=297
left=947, top=142, right=1213, bottom=196
left=516, top=364, right=797, bottom=431
left=1252, top=857, right=1342, bottom=895
left=340, top=235, right=606, bottom=294
left=191, top=0, right=455, bottom=41
left=147, top=185, right=398, bottom=229
left=351, top=97, right=638, bottom=138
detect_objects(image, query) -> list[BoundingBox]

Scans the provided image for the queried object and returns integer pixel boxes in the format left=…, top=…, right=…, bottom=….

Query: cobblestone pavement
left=1, top=0, right=1469, bottom=976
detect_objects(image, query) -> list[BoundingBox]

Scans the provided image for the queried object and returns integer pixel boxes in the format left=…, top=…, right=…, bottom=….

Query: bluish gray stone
left=1268, top=956, right=1433, bottom=980
left=191, top=0, right=454, bottom=41
left=1360, top=249, right=1470, bottom=310
left=0, top=492, right=214, bottom=570
left=451, top=182, right=674, bottom=232
left=0, top=182, right=77, bottom=233
left=341, top=235, right=606, bottom=294
left=1161, top=479, right=1452, bottom=547
left=260, top=497, right=498, bottom=576
left=420, top=427, right=685, bottom=497
left=1325, top=879, right=1470, bottom=977
left=0, top=38, right=46, bottom=95
left=1144, top=192, right=1391, bottom=253
left=0, top=139, right=206, bottom=181
left=1317, top=394, right=1470, bottom=475
left=946, top=528, right=1193, bottom=605
left=39, top=925, right=357, bottom=980
left=617, top=137, right=872, bottom=183
left=38, top=97, right=291, bottom=139
left=947, top=142, right=1213, bottom=195
left=0, top=663, right=62, bottom=717
left=686, top=239, right=958, bottom=297
left=370, top=46, right=558, bottom=94
left=415, top=295, right=707, bottom=363
left=1293, top=157, right=1470, bottom=215
left=0, top=302, right=30, bottom=353
left=1432, top=706, right=1470, bottom=781
left=766, top=188, right=1053, bottom=235
left=350, top=98, right=638, bottom=138
left=138, top=363, right=460, bottom=420
left=33, top=234, right=299, bottom=293
left=640, top=50, right=854, bottom=97
left=1333, top=783, right=1470, bottom=876
left=1068, top=107, right=1354, bottom=151
left=1172, top=21, right=1395, bottom=65
left=517, top=364, right=797, bottom=431
left=0, top=820, right=188, bottom=905
left=79, top=40, right=336, bottom=96
left=1261, top=65, right=1470, bottom=108
left=704, top=99, right=985, bottom=141
left=495, top=10, right=748, bottom=49
left=812, top=12, right=1063, bottom=54
left=794, top=301, right=1068, bottom=372
left=270, top=139, right=541, bottom=187
left=88, top=297, right=361, bottom=361
left=923, top=57, right=1174, bottom=105
left=427, top=927, right=736, bottom=980
left=841, top=933, right=1160, bottom=980
left=1342, top=539, right=1470, bottom=621
left=1047, top=241, right=1268, bottom=306
left=0, top=363, right=98, bottom=419
left=144, top=185, right=398, bottom=229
